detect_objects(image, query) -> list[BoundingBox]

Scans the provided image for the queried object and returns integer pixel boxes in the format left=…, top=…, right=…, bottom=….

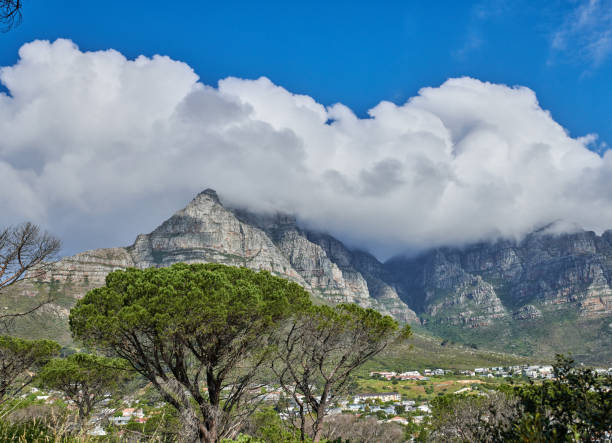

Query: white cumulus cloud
left=1, top=39, right=611, bottom=259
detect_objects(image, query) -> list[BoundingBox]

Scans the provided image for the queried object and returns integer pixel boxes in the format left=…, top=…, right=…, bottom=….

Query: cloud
left=1, top=39, right=611, bottom=259
left=551, top=0, right=612, bottom=67
left=452, top=0, right=510, bottom=60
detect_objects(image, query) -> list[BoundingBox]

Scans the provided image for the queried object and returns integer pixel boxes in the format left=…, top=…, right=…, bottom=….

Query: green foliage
left=0, top=335, right=60, bottom=365
left=429, top=391, right=522, bottom=442
left=69, top=263, right=312, bottom=442
left=0, top=335, right=60, bottom=403
left=423, top=355, right=612, bottom=442
left=38, top=353, right=130, bottom=420
left=0, top=419, right=74, bottom=442
left=512, top=355, right=612, bottom=442
left=124, top=404, right=181, bottom=441
left=247, top=407, right=306, bottom=443
left=69, top=263, right=311, bottom=353
left=221, top=435, right=264, bottom=443
left=273, top=302, right=409, bottom=441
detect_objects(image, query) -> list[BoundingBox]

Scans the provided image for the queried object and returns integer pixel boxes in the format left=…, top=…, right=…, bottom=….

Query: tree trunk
left=298, top=402, right=306, bottom=441
left=312, top=401, right=327, bottom=442
left=199, top=424, right=215, bottom=443
left=176, top=404, right=205, bottom=443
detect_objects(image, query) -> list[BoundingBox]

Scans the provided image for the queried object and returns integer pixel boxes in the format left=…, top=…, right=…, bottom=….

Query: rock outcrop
left=39, top=189, right=419, bottom=323
left=387, top=229, right=612, bottom=323
left=23, top=190, right=612, bottom=362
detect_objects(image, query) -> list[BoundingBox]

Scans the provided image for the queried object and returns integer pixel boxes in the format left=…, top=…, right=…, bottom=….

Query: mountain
left=3, top=190, right=611, bottom=364
left=385, top=229, right=612, bottom=363
left=31, top=189, right=418, bottom=324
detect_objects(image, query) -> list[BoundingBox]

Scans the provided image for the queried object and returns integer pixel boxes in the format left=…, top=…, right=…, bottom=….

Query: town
left=18, top=363, right=612, bottom=437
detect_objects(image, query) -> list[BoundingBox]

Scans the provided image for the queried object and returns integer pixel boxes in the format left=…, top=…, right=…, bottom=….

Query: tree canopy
left=38, top=353, right=130, bottom=423
left=272, top=303, right=411, bottom=441
left=69, top=263, right=311, bottom=443
left=0, top=335, right=60, bottom=404
left=513, top=355, right=612, bottom=442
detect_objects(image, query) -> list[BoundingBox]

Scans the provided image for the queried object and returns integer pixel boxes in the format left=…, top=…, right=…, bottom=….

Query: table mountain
left=35, top=189, right=419, bottom=324
left=6, top=190, right=611, bottom=364
left=385, top=228, right=612, bottom=362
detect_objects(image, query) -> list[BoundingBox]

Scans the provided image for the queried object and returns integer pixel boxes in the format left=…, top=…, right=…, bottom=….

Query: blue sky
left=1, top=0, right=610, bottom=148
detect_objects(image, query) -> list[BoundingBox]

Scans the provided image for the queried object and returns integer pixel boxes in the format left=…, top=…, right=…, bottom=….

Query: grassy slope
left=423, top=308, right=612, bottom=366
left=353, top=375, right=513, bottom=401
left=358, top=327, right=530, bottom=376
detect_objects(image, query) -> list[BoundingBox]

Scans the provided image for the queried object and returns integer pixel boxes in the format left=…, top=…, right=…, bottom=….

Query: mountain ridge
left=11, top=189, right=612, bottom=364
left=37, top=189, right=419, bottom=324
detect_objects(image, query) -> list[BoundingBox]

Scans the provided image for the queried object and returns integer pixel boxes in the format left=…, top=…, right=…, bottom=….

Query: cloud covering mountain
left=1, top=39, right=611, bottom=258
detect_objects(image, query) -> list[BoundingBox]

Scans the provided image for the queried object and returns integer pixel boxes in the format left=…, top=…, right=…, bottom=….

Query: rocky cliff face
left=24, top=190, right=612, bottom=362
left=39, top=189, right=418, bottom=323
left=385, top=229, right=612, bottom=361
left=387, top=229, right=612, bottom=323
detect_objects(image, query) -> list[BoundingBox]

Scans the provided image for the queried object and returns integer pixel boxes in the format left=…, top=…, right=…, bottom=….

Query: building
left=398, top=371, right=424, bottom=380
left=417, top=404, right=431, bottom=414
left=354, top=392, right=401, bottom=403
left=388, top=416, right=409, bottom=425
left=110, top=416, right=131, bottom=426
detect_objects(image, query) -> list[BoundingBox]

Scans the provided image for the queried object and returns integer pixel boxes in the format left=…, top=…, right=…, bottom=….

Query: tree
left=38, top=353, right=130, bottom=425
left=0, top=222, right=61, bottom=329
left=0, top=0, right=22, bottom=32
left=0, top=335, right=60, bottom=404
left=321, top=414, right=405, bottom=443
left=240, top=407, right=304, bottom=443
left=271, top=303, right=411, bottom=442
left=428, top=391, right=522, bottom=442
left=513, top=355, right=612, bottom=442
left=69, top=263, right=311, bottom=443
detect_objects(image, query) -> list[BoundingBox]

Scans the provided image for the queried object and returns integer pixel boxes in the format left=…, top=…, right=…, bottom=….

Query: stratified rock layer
left=26, top=190, right=612, bottom=362
left=40, top=189, right=418, bottom=323
left=387, top=229, right=612, bottom=323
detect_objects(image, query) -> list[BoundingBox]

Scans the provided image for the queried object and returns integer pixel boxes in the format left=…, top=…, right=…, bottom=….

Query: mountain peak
left=196, top=188, right=221, bottom=204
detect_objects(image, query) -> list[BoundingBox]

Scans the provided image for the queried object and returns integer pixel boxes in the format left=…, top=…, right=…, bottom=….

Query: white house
left=354, top=392, right=401, bottom=403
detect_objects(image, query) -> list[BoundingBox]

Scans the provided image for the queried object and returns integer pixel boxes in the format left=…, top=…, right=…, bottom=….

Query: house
left=263, top=391, right=281, bottom=401
left=88, top=425, right=107, bottom=436
left=354, top=392, right=401, bottom=403
left=539, top=366, right=553, bottom=376
left=382, top=406, right=396, bottom=415
left=370, top=371, right=397, bottom=380
left=417, top=404, right=431, bottom=414
left=110, top=416, right=131, bottom=426
left=388, top=416, right=409, bottom=425
left=398, top=371, right=424, bottom=380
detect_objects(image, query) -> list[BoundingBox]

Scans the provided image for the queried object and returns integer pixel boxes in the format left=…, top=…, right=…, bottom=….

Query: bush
left=0, top=419, right=74, bottom=442
left=512, top=355, right=612, bottom=441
